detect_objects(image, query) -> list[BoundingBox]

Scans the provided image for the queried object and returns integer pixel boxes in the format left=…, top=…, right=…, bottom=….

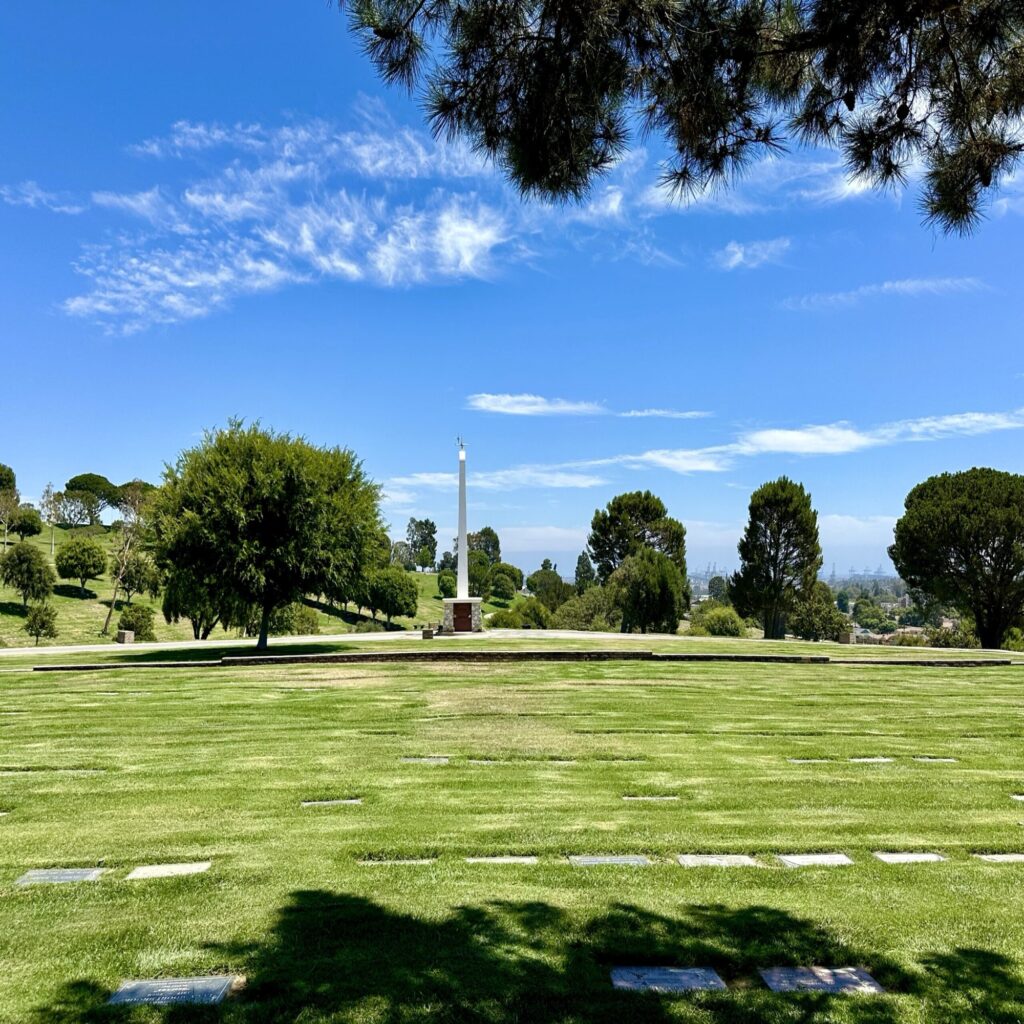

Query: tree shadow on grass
left=0, top=600, right=28, bottom=618
left=53, top=585, right=95, bottom=601
left=28, top=894, right=979, bottom=1024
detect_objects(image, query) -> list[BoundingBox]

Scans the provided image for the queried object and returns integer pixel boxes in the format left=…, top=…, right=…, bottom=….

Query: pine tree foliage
left=345, top=0, right=1024, bottom=232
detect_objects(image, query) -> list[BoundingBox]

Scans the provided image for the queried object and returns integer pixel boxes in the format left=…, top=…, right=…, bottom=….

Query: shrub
left=488, top=608, right=523, bottom=629
left=1004, top=627, right=1024, bottom=653
left=690, top=603, right=745, bottom=637
left=437, top=569, right=457, bottom=598
left=888, top=631, right=927, bottom=647
left=925, top=624, right=980, bottom=649
left=24, top=604, right=58, bottom=646
left=517, top=597, right=551, bottom=629
left=609, top=548, right=685, bottom=634
left=118, top=603, right=157, bottom=642
left=551, top=586, right=619, bottom=632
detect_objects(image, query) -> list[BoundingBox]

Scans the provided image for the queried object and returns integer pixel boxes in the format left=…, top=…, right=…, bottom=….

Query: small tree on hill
left=406, top=518, right=437, bottom=570
left=0, top=486, right=19, bottom=550
left=10, top=505, right=42, bottom=541
left=24, top=604, right=58, bottom=646
left=65, top=473, right=120, bottom=519
left=437, top=569, right=457, bottom=599
left=55, top=535, right=107, bottom=596
left=490, top=561, right=523, bottom=591
left=490, top=571, right=516, bottom=602
left=369, top=566, right=419, bottom=624
left=118, top=603, right=157, bottom=641
left=39, top=483, right=59, bottom=555
left=889, top=468, right=1024, bottom=650
left=468, top=549, right=492, bottom=599
left=730, top=477, right=822, bottom=640
left=0, top=543, right=56, bottom=607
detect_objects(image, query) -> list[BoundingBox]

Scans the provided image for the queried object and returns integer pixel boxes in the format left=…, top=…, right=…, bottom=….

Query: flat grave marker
left=788, top=758, right=830, bottom=764
left=401, top=756, right=449, bottom=765
left=973, top=853, right=1024, bottom=863
left=611, top=966, right=727, bottom=993
left=126, top=861, right=212, bottom=880
left=849, top=757, right=893, bottom=763
left=759, top=967, right=883, bottom=994
left=1012, top=794, right=1024, bottom=802
left=873, top=852, right=945, bottom=864
left=623, top=795, right=679, bottom=802
left=465, top=856, right=538, bottom=864
left=357, top=858, right=435, bottom=866
left=678, top=854, right=760, bottom=868
left=778, top=853, right=853, bottom=868
left=569, top=855, right=652, bottom=867
left=301, top=798, right=362, bottom=807
left=108, top=975, right=243, bottom=1006
left=913, top=756, right=957, bottom=763
left=16, top=867, right=106, bottom=886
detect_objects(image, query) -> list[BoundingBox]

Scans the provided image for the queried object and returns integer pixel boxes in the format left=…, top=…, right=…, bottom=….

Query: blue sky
left=3, top=2, right=1023, bottom=576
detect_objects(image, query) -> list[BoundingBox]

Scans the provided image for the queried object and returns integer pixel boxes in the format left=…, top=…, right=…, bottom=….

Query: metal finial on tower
left=456, top=435, right=465, bottom=450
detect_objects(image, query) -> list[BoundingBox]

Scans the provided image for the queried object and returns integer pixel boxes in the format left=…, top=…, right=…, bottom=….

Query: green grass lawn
left=0, top=529, right=509, bottom=648
left=1, top=654, right=1022, bottom=1021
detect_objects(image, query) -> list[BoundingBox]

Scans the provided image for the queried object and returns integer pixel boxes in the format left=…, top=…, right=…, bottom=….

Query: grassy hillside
left=0, top=530, right=515, bottom=648
left=0, top=657, right=1022, bottom=1020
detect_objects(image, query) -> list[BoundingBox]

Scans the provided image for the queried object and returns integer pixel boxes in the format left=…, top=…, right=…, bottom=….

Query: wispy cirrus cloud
left=468, top=393, right=711, bottom=419
left=467, top=393, right=605, bottom=416
left=713, top=236, right=791, bottom=270
left=782, top=276, right=985, bottom=311
left=619, top=408, right=712, bottom=420
left=0, top=180, right=84, bottom=215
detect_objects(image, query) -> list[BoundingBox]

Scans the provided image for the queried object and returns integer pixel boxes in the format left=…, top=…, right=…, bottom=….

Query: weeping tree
left=730, top=477, right=822, bottom=639
left=152, top=421, right=384, bottom=650
left=344, top=0, right=1024, bottom=233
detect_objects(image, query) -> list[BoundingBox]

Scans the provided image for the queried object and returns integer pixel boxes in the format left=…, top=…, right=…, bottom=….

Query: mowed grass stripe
left=0, top=657, right=1022, bottom=1021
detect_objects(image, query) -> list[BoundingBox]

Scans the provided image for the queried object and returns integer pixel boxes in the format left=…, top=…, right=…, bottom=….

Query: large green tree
left=152, top=422, right=383, bottom=650
left=588, top=490, right=687, bottom=586
left=729, top=477, right=822, bottom=640
left=889, top=468, right=1024, bottom=649
left=574, top=551, right=596, bottom=595
left=609, top=546, right=686, bottom=634
left=345, top=0, right=1023, bottom=232
left=162, top=566, right=223, bottom=640
left=65, top=473, right=120, bottom=521
left=0, top=542, right=56, bottom=607
left=0, top=463, right=14, bottom=493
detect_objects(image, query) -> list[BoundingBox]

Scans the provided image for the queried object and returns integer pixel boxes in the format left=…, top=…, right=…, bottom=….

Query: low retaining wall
left=30, top=649, right=1014, bottom=672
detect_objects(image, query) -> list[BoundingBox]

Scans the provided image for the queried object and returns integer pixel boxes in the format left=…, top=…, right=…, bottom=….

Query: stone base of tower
left=442, top=597, right=484, bottom=633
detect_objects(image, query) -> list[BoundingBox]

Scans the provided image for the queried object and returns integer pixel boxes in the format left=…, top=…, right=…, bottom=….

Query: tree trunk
left=101, top=582, right=120, bottom=635
left=257, top=604, right=271, bottom=650
left=50, top=525, right=54, bottom=556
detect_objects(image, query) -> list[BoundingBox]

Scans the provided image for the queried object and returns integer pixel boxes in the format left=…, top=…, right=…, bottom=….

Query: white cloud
left=497, top=525, right=589, bottom=553
left=467, top=393, right=605, bottom=416
left=782, top=276, right=985, bottom=311
left=713, top=237, right=791, bottom=270
left=0, top=180, right=83, bottom=214
left=737, top=423, right=873, bottom=455
left=619, top=408, right=711, bottom=420
left=818, top=514, right=897, bottom=548
left=92, top=187, right=193, bottom=233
